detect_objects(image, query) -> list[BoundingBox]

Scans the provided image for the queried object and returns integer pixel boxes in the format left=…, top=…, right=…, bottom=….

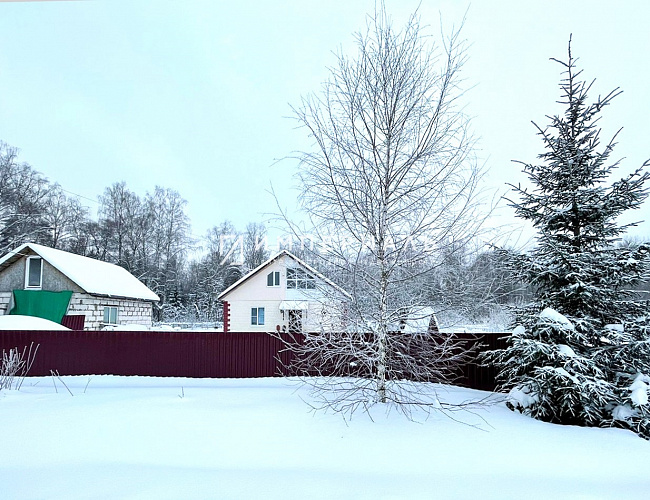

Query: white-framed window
left=103, top=306, right=118, bottom=325
left=251, top=307, right=265, bottom=326
left=25, top=256, right=43, bottom=289
left=267, top=271, right=280, bottom=287
left=286, top=268, right=316, bottom=289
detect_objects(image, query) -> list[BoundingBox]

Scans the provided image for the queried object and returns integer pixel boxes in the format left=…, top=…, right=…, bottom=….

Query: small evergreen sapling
left=485, top=37, right=650, bottom=438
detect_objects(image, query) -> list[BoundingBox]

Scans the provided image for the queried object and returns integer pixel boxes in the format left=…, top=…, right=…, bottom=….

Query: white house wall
left=225, top=255, right=342, bottom=333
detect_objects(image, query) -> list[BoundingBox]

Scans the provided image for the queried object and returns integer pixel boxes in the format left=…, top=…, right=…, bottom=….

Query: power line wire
left=58, top=188, right=99, bottom=205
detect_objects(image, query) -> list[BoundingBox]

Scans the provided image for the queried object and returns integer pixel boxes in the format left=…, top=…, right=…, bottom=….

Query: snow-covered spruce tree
left=485, top=38, right=650, bottom=438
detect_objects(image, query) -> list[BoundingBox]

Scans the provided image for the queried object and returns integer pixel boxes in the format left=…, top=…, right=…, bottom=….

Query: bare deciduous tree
left=43, top=184, right=89, bottom=250
left=280, top=6, right=490, bottom=416
left=146, top=186, right=192, bottom=305
left=181, top=221, right=242, bottom=323
left=242, top=222, right=270, bottom=272
left=0, top=142, right=52, bottom=252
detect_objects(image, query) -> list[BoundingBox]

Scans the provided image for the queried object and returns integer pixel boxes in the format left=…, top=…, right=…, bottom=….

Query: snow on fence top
left=0, top=314, right=70, bottom=330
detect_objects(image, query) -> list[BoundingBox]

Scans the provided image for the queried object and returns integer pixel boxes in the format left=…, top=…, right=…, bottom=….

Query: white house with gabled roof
left=218, top=250, right=351, bottom=333
left=0, top=243, right=159, bottom=329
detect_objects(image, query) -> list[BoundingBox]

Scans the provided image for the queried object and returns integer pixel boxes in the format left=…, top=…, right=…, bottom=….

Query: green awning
left=9, top=290, right=73, bottom=324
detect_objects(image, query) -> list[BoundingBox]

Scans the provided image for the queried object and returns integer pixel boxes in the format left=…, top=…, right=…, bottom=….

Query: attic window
left=267, top=271, right=280, bottom=287
left=25, top=257, right=43, bottom=289
left=286, top=268, right=316, bottom=289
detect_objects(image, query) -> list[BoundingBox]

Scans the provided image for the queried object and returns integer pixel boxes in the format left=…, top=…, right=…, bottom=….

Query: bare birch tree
left=242, top=222, right=270, bottom=272
left=42, top=185, right=88, bottom=250
left=283, top=6, right=490, bottom=416
left=0, top=142, right=55, bottom=252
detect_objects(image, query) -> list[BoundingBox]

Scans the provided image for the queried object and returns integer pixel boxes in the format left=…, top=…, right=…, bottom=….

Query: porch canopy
left=278, top=301, right=308, bottom=311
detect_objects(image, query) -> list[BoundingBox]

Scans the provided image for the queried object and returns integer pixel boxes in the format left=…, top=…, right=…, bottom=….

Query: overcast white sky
left=0, top=0, right=648, bottom=246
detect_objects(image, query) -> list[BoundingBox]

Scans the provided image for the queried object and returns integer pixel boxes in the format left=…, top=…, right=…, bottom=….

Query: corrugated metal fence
left=0, top=330, right=508, bottom=390
left=0, top=330, right=296, bottom=378
left=454, top=333, right=509, bottom=391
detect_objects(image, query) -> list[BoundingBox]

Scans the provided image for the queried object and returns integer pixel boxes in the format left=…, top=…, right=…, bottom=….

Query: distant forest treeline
left=0, top=141, right=274, bottom=322
left=3, top=141, right=645, bottom=325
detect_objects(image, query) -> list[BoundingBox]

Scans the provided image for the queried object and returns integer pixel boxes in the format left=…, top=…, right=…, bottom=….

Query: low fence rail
left=0, top=330, right=509, bottom=390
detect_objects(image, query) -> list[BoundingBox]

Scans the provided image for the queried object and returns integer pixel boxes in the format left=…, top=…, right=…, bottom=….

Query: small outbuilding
left=218, top=250, right=351, bottom=333
left=0, top=243, right=159, bottom=329
left=397, top=306, right=440, bottom=334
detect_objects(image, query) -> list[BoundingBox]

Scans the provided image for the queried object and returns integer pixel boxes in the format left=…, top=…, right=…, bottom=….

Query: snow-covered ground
left=1, top=376, right=649, bottom=499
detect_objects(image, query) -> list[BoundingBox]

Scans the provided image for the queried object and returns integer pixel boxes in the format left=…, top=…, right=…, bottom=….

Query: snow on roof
left=218, top=250, right=351, bottom=300
left=0, top=314, right=70, bottom=331
left=398, top=306, right=439, bottom=334
left=0, top=243, right=159, bottom=302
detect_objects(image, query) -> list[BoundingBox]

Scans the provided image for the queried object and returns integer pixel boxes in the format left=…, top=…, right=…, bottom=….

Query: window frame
left=286, top=268, right=316, bottom=290
left=25, top=256, right=43, bottom=289
left=266, top=271, right=280, bottom=287
left=103, top=306, right=119, bottom=325
left=251, top=307, right=265, bottom=326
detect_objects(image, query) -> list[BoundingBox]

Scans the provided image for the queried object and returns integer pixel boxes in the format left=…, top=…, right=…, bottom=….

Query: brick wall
left=0, top=291, right=153, bottom=328
left=0, top=292, right=11, bottom=315
left=67, top=293, right=153, bottom=329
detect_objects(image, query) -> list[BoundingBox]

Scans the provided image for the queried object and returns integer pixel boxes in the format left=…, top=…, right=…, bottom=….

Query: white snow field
left=1, top=376, right=649, bottom=500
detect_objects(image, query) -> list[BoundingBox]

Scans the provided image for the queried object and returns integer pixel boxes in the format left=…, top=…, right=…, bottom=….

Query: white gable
left=218, top=250, right=350, bottom=300
left=219, top=252, right=350, bottom=333
left=0, top=243, right=159, bottom=302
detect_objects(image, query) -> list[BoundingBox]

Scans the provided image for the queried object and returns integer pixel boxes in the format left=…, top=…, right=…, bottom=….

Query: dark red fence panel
left=453, top=333, right=510, bottom=391
left=61, top=315, right=85, bottom=330
left=0, top=330, right=509, bottom=390
left=280, top=332, right=511, bottom=390
left=0, top=330, right=297, bottom=378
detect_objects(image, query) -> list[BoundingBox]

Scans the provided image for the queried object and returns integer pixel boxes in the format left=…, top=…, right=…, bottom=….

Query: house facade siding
left=223, top=255, right=342, bottom=333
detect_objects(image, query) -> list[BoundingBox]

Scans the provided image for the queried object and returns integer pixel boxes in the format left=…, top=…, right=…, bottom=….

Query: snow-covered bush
left=0, top=343, right=39, bottom=391
left=484, top=39, right=650, bottom=439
